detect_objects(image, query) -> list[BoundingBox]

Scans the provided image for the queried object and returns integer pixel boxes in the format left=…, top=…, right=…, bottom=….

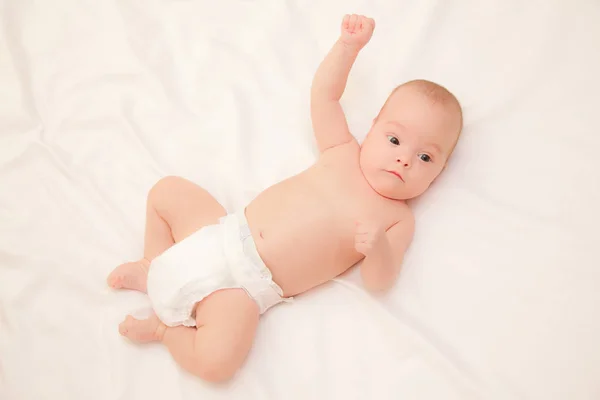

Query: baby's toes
left=118, top=314, right=162, bottom=343
left=118, top=316, right=133, bottom=336
left=107, top=261, right=148, bottom=292
left=107, top=267, right=125, bottom=289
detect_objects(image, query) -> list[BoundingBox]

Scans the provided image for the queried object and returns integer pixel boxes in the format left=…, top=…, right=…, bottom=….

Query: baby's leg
left=120, top=288, right=260, bottom=383
left=107, top=176, right=227, bottom=292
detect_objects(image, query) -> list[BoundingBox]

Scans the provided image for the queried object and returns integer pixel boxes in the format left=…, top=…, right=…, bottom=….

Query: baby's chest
left=319, top=172, right=394, bottom=224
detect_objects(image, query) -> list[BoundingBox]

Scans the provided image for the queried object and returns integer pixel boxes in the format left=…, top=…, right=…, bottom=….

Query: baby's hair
left=381, top=79, right=463, bottom=134
left=390, top=79, right=463, bottom=134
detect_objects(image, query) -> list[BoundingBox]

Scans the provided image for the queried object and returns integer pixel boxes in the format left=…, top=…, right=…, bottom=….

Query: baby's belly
left=245, top=177, right=361, bottom=296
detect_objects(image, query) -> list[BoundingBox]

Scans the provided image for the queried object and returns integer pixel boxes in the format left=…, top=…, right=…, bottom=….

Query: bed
left=1, top=1, right=599, bottom=399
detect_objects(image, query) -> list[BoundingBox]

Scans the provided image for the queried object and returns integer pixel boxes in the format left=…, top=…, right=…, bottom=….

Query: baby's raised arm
left=310, top=14, right=375, bottom=153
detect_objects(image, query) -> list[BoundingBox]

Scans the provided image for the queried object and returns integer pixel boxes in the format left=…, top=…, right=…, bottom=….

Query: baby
left=107, top=14, right=462, bottom=382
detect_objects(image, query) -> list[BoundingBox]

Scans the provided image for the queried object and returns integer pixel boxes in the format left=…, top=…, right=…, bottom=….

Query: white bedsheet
left=1, top=1, right=599, bottom=399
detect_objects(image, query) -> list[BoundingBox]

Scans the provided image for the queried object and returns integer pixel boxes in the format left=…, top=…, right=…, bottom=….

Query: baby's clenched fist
left=355, top=220, right=386, bottom=256
left=340, top=14, right=375, bottom=50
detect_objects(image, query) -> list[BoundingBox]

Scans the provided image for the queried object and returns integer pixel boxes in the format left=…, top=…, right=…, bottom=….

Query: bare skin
left=108, top=14, right=462, bottom=383
left=108, top=259, right=149, bottom=293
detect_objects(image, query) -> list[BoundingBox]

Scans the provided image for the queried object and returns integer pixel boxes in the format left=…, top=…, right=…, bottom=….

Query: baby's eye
left=387, top=135, right=400, bottom=146
left=418, top=153, right=432, bottom=163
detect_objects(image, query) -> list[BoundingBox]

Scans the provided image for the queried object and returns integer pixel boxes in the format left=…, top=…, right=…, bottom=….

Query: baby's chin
left=380, top=190, right=411, bottom=201
left=367, top=181, right=411, bottom=200
left=371, top=178, right=431, bottom=200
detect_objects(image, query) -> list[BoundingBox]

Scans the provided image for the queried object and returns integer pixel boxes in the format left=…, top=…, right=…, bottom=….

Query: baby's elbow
left=360, top=270, right=397, bottom=293
left=364, top=279, right=395, bottom=293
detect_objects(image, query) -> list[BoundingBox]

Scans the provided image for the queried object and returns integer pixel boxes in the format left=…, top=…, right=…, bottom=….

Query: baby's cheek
left=413, top=173, right=436, bottom=194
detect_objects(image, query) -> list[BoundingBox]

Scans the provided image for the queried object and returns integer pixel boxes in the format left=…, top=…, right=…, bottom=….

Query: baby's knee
left=191, top=353, right=239, bottom=383
left=188, top=340, right=246, bottom=383
left=148, top=176, right=182, bottom=204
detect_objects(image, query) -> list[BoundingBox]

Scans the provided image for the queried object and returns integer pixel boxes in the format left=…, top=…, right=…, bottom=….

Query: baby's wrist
left=337, top=38, right=362, bottom=54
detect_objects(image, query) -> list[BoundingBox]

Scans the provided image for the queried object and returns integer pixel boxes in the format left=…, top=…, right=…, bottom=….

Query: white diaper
left=146, top=211, right=291, bottom=327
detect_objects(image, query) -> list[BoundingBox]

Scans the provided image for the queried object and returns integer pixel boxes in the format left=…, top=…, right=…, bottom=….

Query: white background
left=1, top=1, right=599, bottom=399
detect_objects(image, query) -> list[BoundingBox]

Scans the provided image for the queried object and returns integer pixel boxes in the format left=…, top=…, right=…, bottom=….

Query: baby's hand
left=340, top=14, right=375, bottom=50
left=355, top=220, right=386, bottom=256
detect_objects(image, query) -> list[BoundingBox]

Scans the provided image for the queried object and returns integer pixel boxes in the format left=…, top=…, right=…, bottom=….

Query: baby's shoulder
left=319, top=139, right=360, bottom=164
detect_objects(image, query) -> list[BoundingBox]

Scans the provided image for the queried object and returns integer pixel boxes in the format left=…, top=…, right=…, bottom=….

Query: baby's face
left=359, top=86, right=461, bottom=200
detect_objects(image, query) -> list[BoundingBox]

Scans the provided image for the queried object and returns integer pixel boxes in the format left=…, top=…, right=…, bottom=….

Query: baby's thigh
left=149, top=176, right=226, bottom=241
left=194, top=289, right=260, bottom=371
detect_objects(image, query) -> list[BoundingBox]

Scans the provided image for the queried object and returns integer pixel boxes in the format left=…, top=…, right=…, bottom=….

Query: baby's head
left=360, top=79, right=463, bottom=200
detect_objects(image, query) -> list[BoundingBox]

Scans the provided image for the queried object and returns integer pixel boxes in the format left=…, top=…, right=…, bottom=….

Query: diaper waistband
left=237, top=211, right=266, bottom=271
left=221, top=210, right=292, bottom=311
left=219, top=211, right=273, bottom=281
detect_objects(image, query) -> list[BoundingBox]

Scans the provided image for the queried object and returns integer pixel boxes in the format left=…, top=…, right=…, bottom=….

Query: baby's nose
left=396, top=157, right=410, bottom=167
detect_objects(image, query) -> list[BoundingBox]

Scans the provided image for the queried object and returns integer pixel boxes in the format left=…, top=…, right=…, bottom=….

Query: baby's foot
left=107, top=259, right=150, bottom=293
left=119, top=313, right=166, bottom=343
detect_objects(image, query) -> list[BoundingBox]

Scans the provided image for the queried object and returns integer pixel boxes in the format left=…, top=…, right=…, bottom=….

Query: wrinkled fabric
left=1, top=1, right=599, bottom=399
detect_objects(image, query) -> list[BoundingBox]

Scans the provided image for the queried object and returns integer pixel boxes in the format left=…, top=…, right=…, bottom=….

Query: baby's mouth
left=386, top=170, right=404, bottom=182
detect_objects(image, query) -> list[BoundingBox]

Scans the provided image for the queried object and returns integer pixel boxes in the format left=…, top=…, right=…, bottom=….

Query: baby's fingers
left=355, top=224, right=369, bottom=235
left=342, top=14, right=350, bottom=30
left=355, top=232, right=373, bottom=243
left=349, top=14, right=358, bottom=32
left=355, top=232, right=367, bottom=240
